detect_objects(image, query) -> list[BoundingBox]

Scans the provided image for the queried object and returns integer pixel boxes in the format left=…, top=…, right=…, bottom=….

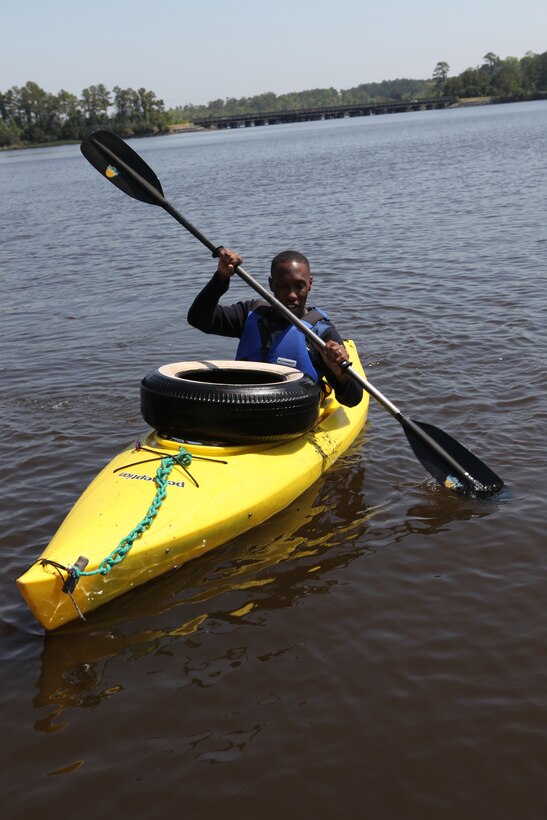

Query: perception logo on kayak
left=118, top=471, right=185, bottom=488
left=105, top=164, right=119, bottom=178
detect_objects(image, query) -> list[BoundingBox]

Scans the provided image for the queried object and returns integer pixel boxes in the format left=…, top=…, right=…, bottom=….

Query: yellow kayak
left=18, top=341, right=368, bottom=630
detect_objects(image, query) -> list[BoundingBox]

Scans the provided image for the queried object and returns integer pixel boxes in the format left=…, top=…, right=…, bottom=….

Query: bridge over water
left=190, top=97, right=456, bottom=130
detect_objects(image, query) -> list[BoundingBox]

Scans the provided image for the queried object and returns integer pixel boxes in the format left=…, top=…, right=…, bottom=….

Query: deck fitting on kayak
left=62, top=556, right=90, bottom=594
left=36, top=555, right=89, bottom=594
left=35, top=555, right=90, bottom=621
left=114, top=443, right=229, bottom=489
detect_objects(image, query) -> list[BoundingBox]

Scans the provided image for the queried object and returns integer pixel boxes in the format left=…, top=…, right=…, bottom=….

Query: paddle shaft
left=89, top=136, right=482, bottom=491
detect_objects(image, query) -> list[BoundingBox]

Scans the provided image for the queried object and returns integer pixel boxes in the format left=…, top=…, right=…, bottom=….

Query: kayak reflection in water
left=187, top=247, right=363, bottom=408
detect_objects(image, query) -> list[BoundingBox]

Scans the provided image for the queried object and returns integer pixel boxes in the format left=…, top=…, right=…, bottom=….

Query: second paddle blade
left=80, top=130, right=165, bottom=205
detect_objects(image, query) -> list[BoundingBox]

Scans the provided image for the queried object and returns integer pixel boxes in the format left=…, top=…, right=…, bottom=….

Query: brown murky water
left=1, top=102, right=546, bottom=818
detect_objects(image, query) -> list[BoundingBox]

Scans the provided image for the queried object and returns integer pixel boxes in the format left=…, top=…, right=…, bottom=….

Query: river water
left=1, top=101, right=546, bottom=818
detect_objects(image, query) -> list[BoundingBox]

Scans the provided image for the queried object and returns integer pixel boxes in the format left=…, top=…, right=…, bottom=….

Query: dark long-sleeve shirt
left=187, top=272, right=363, bottom=407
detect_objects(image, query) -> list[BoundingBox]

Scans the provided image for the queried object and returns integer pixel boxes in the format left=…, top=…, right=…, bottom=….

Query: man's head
left=269, top=251, right=313, bottom=318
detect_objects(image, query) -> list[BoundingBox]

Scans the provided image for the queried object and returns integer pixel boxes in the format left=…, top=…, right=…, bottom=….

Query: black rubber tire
left=140, top=360, right=322, bottom=444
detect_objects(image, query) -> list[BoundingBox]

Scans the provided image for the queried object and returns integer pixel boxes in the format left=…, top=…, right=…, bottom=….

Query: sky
left=2, top=0, right=546, bottom=108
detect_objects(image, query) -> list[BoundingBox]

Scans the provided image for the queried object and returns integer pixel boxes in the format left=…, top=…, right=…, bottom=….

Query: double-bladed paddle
left=80, top=130, right=504, bottom=498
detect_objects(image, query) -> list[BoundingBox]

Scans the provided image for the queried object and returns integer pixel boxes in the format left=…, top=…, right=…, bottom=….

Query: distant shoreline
left=2, top=96, right=543, bottom=152
left=0, top=123, right=205, bottom=152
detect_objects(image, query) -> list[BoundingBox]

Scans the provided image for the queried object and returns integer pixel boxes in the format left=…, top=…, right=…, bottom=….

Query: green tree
left=80, top=84, right=111, bottom=125
left=482, top=52, right=502, bottom=75
left=0, top=88, right=17, bottom=122
left=520, top=51, right=540, bottom=91
left=113, top=86, right=136, bottom=121
left=14, top=82, right=59, bottom=140
left=432, top=62, right=450, bottom=94
left=248, top=92, right=277, bottom=113
left=55, top=90, right=82, bottom=139
left=0, top=118, right=21, bottom=146
left=208, top=98, right=226, bottom=116
left=490, top=57, right=524, bottom=96
left=537, top=51, right=547, bottom=90
left=17, top=82, right=47, bottom=126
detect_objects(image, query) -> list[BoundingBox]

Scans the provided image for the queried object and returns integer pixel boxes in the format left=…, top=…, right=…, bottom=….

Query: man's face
left=269, top=260, right=313, bottom=318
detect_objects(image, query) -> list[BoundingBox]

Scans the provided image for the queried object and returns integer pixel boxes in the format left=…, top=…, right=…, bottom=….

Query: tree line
left=0, top=82, right=169, bottom=147
left=171, top=51, right=547, bottom=122
left=2, top=50, right=546, bottom=147
left=433, top=50, right=547, bottom=98
left=172, top=78, right=431, bottom=122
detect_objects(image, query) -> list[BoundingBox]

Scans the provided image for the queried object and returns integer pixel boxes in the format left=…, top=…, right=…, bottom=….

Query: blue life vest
left=236, top=305, right=330, bottom=381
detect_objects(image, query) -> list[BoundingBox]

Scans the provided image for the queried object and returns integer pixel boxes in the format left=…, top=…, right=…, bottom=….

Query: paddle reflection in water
left=32, top=442, right=494, bottom=733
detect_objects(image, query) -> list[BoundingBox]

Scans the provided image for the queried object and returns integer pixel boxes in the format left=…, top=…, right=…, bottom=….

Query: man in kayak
left=187, top=247, right=363, bottom=407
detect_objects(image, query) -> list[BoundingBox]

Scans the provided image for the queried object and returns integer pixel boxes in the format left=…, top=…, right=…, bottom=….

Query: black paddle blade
left=404, top=419, right=504, bottom=498
left=80, top=130, right=165, bottom=205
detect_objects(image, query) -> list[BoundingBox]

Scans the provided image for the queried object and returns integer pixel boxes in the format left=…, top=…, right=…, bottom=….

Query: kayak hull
left=17, top=341, right=368, bottom=630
